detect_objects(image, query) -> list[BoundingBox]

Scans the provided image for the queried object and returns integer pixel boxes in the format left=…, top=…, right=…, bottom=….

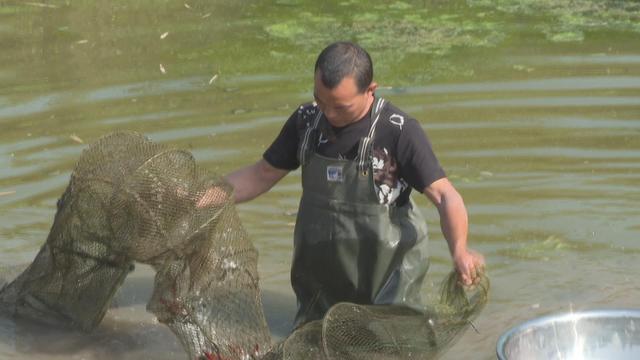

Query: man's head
left=314, top=42, right=378, bottom=127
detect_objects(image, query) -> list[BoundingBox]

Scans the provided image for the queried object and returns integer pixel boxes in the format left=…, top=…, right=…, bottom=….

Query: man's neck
left=353, top=93, right=375, bottom=124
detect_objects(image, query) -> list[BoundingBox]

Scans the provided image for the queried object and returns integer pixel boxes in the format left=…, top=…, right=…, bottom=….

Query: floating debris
left=160, top=63, right=166, bottom=74
left=513, top=64, right=534, bottom=72
left=70, top=134, right=84, bottom=144
left=208, top=74, right=218, bottom=85
left=202, top=13, right=212, bottom=18
left=160, top=32, right=169, bottom=39
left=0, top=191, right=16, bottom=197
left=76, top=39, right=89, bottom=44
left=25, top=2, right=58, bottom=8
left=184, top=3, right=191, bottom=9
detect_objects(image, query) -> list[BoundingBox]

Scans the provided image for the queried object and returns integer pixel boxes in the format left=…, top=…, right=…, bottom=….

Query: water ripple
left=148, top=116, right=283, bottom=143
left=424, top=117, right=640, bottom=130
left=0, top=173, right=69, bottom=207
left=433, top=96, right=640, bottom=108
left=390, top=76, right=640, bottom=95
left=100, top=110, right=196, bottom=125
left=514, top=54, right=640, bottom=65
left=447, top=147, right=640, bottom=159
left=0, top=76, right=207, bottom=121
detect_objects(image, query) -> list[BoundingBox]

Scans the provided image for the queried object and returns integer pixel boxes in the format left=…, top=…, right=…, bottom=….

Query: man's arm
left=197, top=159, right=289, bottom=207
left=196, top=159, right=289, bottom=208
left=225, top=159, right=289, bottom=203
left=423, top=177, right=485, bottom=285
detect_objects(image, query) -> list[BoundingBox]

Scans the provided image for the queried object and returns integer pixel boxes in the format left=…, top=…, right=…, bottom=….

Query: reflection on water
left=0, top=265, right=295, bottom=360
left=1, top=0, right=639, bottom=359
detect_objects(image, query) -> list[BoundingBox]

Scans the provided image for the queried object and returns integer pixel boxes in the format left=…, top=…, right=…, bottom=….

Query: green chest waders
left=291, top=97, right=430, bottom=328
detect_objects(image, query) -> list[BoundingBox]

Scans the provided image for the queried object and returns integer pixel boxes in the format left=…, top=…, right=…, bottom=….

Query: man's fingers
left=468, top=267, right=479, bottom=287
left=460, top=266, right=472, bottom=286
left=196, top=194, right=209, bottom=208
left=467, top=263, right=483, bottom=286
left=196, top=187, right=227, bottom=208
left=472, top=265, right=483, bottom=285
left=455, top=249, right=487, bottom=287
left=461, top=274, right=471, bottom=286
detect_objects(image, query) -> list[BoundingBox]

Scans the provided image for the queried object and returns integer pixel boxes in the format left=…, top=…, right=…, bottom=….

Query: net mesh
left=264, top=270, right=489, bottom=360
left=0, top=131, right=489, bottom=360
left=0, top=132, right=270, bottom=359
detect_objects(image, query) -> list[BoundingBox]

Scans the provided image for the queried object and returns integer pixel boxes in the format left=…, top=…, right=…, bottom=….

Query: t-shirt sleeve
left=397, top=118, right=446, bottom=192
left=262, top=110, right=301, bottom=170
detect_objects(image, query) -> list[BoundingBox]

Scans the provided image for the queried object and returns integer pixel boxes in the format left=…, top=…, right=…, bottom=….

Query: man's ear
left=367, top=81, right=378, bottom=95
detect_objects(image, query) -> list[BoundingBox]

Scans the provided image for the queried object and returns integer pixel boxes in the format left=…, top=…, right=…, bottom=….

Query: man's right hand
left=196, top=186, right=228, bottom=208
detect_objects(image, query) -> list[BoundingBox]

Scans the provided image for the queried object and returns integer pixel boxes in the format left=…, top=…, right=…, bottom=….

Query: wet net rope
left=0, top=132, right=488, bottom=360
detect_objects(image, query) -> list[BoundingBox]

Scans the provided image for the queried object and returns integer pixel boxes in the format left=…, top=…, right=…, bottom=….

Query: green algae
left=264, top=5, right=504, bottom=56
left=468, top=0, right=640, bottom=42
left=264, top=22, right=307, bottom=39
left=498, top=235, right=574, bottom=260
left=0, top=6, right=23, bottom=15
left=388, top=1, right=413, bottom=10
left=45, top=0, right=636, bottom=87
left=256, top=0, right=640, bottom=83
left=263, top=0, right=640, bottom=56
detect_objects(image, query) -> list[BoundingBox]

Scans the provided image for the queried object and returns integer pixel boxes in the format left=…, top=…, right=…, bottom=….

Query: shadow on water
left=0, top=315, right=180, bottom=360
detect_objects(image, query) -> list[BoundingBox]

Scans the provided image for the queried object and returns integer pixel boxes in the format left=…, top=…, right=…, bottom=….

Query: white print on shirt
left=372, top=147, right=407, bottom=205
left=318, top=132, right=328, bottom=145
left=389, top=114, right=405, bottom=130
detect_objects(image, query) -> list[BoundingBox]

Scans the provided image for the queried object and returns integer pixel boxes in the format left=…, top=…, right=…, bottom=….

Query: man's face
left=313, top=71, right=377, bottom=128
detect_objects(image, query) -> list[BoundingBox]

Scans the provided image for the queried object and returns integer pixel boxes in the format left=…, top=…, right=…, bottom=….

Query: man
left=200, top=41, right=484, bottom=328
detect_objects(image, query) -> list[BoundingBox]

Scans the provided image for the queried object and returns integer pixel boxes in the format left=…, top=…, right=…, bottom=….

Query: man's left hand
left=453, top=248, right=485, bottom=286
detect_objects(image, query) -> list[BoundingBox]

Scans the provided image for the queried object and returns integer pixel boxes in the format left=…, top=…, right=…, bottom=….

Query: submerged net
left=0, top=131, right=488, bottom=360
left=264, top=270, right=489, bottom=360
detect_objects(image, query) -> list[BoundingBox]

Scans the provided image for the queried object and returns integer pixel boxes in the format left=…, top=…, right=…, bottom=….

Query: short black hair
left=314, top=41, right=373, bottom=93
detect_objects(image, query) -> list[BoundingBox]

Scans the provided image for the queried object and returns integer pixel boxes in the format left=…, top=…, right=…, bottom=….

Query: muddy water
left=1, top=1, right=639, bottom=359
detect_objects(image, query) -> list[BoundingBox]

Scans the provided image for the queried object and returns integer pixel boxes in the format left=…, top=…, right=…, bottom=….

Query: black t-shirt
left=263, top=100, right=446, bottom=206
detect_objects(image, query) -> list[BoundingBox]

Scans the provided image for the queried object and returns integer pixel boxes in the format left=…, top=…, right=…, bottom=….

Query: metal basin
left=497, top=309, right=640, bottom=360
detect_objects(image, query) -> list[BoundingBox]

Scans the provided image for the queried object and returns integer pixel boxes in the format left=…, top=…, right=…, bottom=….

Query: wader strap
left=356, top=97, right=386, bottom=174
left=299, top=97, right=386, bottom=171
left=298, top=108, right=323, bottom=167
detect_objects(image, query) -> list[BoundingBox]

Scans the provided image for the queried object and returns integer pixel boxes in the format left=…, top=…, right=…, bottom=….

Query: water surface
left=1, top=1, right=639, bottom=359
